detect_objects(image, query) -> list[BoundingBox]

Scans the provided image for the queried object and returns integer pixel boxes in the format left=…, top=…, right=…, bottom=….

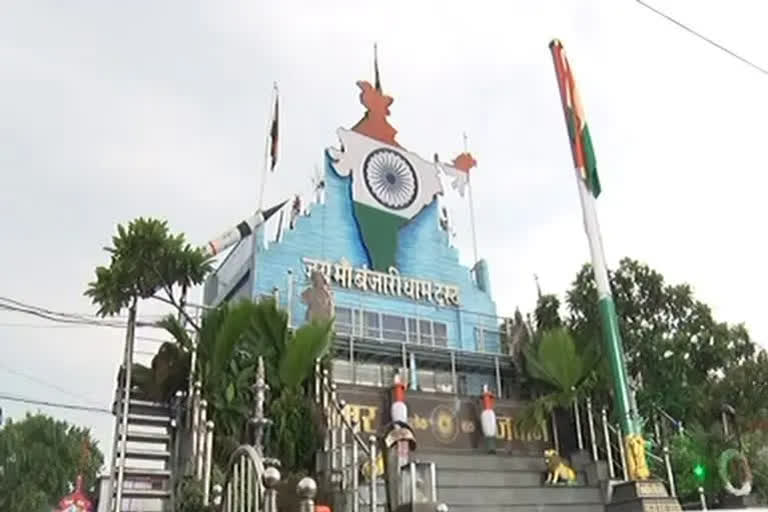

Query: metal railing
left=316, top=362, right=379, bottom=512
left=569, top=396, right=679, bottom=496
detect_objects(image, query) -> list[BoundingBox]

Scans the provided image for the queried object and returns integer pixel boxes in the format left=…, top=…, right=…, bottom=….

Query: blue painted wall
left=213, top=151, right=500, bottom=353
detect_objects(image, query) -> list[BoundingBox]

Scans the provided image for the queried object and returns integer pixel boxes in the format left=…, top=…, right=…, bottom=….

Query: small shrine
left=55, top=475, right=93, bottom=512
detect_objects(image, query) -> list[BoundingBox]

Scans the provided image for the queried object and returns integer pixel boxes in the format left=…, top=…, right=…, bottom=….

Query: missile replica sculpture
left=203, top=200, right=287, bottom=257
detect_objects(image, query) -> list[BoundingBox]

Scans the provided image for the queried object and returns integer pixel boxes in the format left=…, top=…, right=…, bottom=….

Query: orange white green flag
left=549, top=39, right=601, bottom=198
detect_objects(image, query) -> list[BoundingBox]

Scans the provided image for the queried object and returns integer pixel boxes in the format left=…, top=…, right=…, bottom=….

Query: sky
left=1, top=0, right=766, bottom=470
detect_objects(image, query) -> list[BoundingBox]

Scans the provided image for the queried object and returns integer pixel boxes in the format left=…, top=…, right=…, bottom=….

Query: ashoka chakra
left=363, top=148, right=418, bottom=210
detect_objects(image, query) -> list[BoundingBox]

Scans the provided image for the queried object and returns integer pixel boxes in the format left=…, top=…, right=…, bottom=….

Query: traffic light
left=693, top=463, right=706, bottom=480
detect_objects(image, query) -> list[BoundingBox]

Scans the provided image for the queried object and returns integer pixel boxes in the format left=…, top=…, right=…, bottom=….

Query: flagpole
left=548, top=39, right=647, bottom=480
left=464, top=132, right=480, bottom=266
left=258, top=83, right=278, bottom=211
left=252, top=83, right=278, bottom=300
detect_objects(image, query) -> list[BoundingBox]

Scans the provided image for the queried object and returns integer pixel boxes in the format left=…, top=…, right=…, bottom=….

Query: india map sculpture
left=328, top=80, right=475, bottom=272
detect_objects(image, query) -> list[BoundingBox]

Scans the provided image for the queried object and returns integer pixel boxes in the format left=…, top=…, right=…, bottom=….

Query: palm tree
left=154, top=297, right=333, bottom=473
left=517, top=328, right=601, bottom=434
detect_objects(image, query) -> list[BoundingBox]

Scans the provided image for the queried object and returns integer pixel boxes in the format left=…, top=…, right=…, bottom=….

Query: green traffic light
left=693, top=464, right=706, bottom=479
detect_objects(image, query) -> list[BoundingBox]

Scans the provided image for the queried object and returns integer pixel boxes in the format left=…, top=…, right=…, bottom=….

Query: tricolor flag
left=269, top=85, right=279, bottom=171
left=549, top=39, right=601, bottom=198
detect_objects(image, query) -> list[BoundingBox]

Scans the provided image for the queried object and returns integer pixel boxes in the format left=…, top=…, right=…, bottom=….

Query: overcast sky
left=1, top=1, right=766, bottom=469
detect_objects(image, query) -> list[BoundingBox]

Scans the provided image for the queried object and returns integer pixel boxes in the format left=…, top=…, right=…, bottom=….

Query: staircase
left=109, top=370, right=176, bottom=512
left=424, top=451, right=603, bottom=512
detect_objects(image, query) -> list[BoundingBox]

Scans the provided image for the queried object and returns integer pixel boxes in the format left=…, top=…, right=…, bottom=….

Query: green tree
left=534, top=293, right=563, bottom=332
left=518, top=327, right=601, bottom=433
left=708, top=351, right=768, bottom=431
left=0, top=413, right=104, bottom=512
left=157, top=298, right=333, bottom=474
left=84, top=217, right=213, bottom=328
left=565, top=258, right=755, bottom=428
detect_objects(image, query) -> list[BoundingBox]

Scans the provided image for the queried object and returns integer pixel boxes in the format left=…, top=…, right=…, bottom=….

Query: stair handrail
left=572, top=396, right=679, bottom=497
left=110, top=299, right=138, bottom=512
left=316, top=362, right=379, bottom=512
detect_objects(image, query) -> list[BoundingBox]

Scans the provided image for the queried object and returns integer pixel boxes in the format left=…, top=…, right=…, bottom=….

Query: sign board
left=337, top=384, right=550, bottom=454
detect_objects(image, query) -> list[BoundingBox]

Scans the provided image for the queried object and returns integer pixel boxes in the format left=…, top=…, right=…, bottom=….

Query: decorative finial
left=297, top=477, right=318, bottom=498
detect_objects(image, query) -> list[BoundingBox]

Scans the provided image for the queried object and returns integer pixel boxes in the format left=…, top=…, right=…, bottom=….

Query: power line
left=635, top=0, right=768, bottom=76
left=0, top=362, right=103, bottom=407
left=0, top=392, right=112, bottom=415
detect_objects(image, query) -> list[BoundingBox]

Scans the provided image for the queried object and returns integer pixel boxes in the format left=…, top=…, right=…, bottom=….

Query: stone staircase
left=110, top=387, right=175, bottom=512
left=422, top=451, right=603, bottom=512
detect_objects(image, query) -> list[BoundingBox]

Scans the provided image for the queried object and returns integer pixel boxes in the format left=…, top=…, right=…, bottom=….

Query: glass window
left=435, top=371, right=453, bottom=393
left=407, top=318, right=418, bottom=343
left=417, top=370, right=436, bottom=392
left=434, top=322, right=448, bottom=347
left=382, top=314, right=407, bottom=342
left=381, top=365, right=398, bottom=387
left=331, top=359, right=354, bottom=384
left=484, top=330, right=501, bottom=353
left=474, top=327, right=486, bottom=352
left=419, top=320, right=433, bottom=345
left=364, top=312, right=380, bottom=339
left=355, top=363, right=382, bottom=387
left=335, top=307, right=353, bottom=334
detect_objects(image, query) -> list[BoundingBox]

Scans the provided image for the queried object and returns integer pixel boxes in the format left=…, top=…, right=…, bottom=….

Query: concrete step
left=438, top=469, right=544, bottom=487
left=421, top=452, right=546, bottom=472
left=449, top=504, right=603, bottom=512
left=125, top=431, right=171, bottom=444
left=123, top=398, right=172, bottom=416
left=121, top=467, right=171, bottom=479
left=118, top=447, right=171, bottom=461
left=118, top=488, right=171, bottom=499
left=125, top=413, right=172, bottom=428
left=437, top=469, right=588, bottom=488
left=438, top=486, right=603, bottom=506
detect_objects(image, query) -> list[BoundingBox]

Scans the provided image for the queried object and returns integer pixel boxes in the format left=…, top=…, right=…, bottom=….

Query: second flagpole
left=258, top=83, right=278, bottom=211
left=252, top=83, right=279, bottom=301
left=464, top=132, right=480, bottom=266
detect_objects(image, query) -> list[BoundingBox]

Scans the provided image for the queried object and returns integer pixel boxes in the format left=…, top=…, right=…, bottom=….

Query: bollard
left=298, top=477, right=318, bottom=512
left=263, top=466, right=281, bottom=512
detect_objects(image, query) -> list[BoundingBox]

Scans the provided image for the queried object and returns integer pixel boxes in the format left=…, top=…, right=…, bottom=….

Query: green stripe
left=353, top=201, right=407, bottom=272
left=598, top=296, right=639, bottom=435
left=582, top=124, right=601, bottom=198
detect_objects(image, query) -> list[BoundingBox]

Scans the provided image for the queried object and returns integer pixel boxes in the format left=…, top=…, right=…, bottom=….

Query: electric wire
left=0, top=392, right=112, bottom=415
left=635, top=0, right=768, bottom=76
left=0, top=362, right=104, bottom=407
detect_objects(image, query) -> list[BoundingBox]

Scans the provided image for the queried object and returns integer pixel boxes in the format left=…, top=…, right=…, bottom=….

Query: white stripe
left=575, top=170, right=611, bottom=299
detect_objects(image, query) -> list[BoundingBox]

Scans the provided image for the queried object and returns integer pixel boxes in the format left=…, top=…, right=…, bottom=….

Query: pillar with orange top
left=480, top=384, right=497, bottom=453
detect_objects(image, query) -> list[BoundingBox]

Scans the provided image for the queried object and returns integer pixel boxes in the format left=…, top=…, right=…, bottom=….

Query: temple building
left=203, top=75, right=545, bottom=453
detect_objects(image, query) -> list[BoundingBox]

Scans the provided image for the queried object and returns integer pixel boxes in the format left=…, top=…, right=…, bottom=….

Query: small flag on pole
left=374, top=43, right=382, bottom=93
left=269, top=84, right=279, bottom=171
left=550, top=40, right=601, bottom=198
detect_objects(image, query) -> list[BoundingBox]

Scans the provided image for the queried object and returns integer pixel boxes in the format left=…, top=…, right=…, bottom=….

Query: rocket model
left=481, top=384, right=498, bottom=453
left=203, top=201, right=287, bottom=257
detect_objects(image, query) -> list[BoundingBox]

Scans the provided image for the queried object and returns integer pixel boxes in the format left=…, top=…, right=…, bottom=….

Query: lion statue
left=544, top=449, right=577, bottom=485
